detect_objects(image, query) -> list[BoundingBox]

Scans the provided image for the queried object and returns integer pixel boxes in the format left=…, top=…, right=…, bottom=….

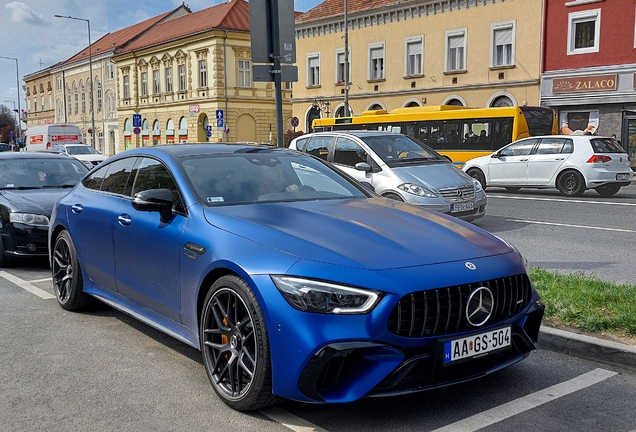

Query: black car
left=0, top=152, right=88, bottom=266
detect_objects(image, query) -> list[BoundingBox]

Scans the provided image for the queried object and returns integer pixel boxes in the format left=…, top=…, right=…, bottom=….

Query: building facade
left=22, top=66, right=56, bottom=130
left=293, top=0, right=544, bottom=132
left=541, top=0, right=636, bottom=168
left=112, top=0, right=292, bottom=151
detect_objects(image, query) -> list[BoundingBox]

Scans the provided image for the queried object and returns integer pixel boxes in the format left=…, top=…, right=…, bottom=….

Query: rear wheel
left=595, top=184, right=621, bottom=197
left=557, top=170, right=586, bottom=197
left=466, top=168, right=486, bottom=190
left=200, top=275, right=278, bottom=411
left=52, top=230, right=93, bottom=310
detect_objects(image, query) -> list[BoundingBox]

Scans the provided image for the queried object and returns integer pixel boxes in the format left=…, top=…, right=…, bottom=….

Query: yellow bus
left=312, top=105, right=558, bottom=166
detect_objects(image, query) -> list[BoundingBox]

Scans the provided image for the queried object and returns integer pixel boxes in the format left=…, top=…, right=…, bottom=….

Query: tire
left=505, top=187, right=522, bottom=193
left=466, top=168, right=486, bottom=190
left=52, top=230, right=93, bottom=311
left=383, top=192, right=405, bottom=202
left=595, top=184, right=621, bottom=197
left=200, top=275, right=278, bottom=411
left=557, top=170, right=586, bottom=197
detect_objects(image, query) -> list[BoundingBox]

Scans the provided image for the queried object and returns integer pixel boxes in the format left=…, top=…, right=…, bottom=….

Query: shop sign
left=189, top=104, right=200, bottom=113
left=553, top=74, right=617, bottom=93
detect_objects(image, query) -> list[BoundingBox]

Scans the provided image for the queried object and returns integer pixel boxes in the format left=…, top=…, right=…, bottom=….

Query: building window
left=238, top=60, right=251, bottom=87
left=165, top=67, right=173, bottom=92
left=307, top=53, right=320, bottom=87
left=88, top=79, right=93, bottom=113
left=107, top=63, right=115, bottom=80
left=179, top=65, right=186, bottom=91
left=141, top=72, right=148, bottom=97
left=153, top=69, right=160, bottom=94
left=405, top=37, right=423, bottom=77
left=41, top=95, right=44, bottom=111
left=96, top=80, right=102, bottom=113
left=74, top=83, right=78, bottom=115
left=107, top=92, right=115, bottom=118
left=445, top=29, right=466, bottom=72
left=198, top=60, right=207, bottom=88
left=56, top=77, right=63, bottom=91
left=80, top=81, right=86, bottom=114
left=568, top=9, right=600, bottom=54
left=66, top=85, right=71, bottom=117
left=335, top=48, right=350, bottom=84
left=368, top=43, right=385, bottom=80
left=491, top=21, right=515, bottom=67
left=123, top=75, right=130, bottom=99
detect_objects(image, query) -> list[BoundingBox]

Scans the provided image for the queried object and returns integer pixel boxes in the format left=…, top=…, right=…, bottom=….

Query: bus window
left=493, top=118, right=513, bottom=150
left=430, top=121, right=460, bottom=150
left=462, top=120, right=492, bottom=150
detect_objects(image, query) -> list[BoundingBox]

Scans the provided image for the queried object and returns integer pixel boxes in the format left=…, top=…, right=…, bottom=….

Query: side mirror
left=491, top=152, right=500, bottom=158
left=132, top=188, right=174, bottom=223
left=354, top=162, right=372, bottom=172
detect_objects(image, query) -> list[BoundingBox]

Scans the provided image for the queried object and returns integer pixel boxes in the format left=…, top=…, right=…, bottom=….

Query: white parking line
left=489, top=194, right=636, bottom=207
left=431, top=368, right=617, bottom=432
left=0, top=271, right=55, bottom=299
left=508, top=219, right=636, bottom=233
left=260, top=406, right=328, bottom=432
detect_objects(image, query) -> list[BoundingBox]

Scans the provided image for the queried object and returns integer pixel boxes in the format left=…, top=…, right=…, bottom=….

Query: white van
left=23, top=124, right=83, bottom=152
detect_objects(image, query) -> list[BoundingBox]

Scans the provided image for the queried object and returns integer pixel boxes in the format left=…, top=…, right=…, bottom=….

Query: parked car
left=463, top=135, right=633, bottom=197
left=49, top=143, right=543, bottom=411
left=290, top=131, right=487, bottom=221
left=0, top=143, right=10, bottom=152
left=0, top=152, right=88, bottom=266
left=48, top=143, right=108, bottom=169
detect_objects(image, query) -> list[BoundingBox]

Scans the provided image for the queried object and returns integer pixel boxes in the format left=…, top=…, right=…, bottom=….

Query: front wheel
left=466, top=168, right=486, bottom=190
left=52, top=230, right=93, bottom=310
left=200, top=275, right=278, bottom=411
left=557, top=170, right=586, bottom=197
left=383, top=192, right=405, bottom=202
left=595, top=184, right=621, bottom=197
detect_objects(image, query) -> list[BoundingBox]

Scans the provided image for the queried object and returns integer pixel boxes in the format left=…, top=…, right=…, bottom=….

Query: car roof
left=115, top=143, right=301, bottom=159
left=0, top=151, right=74, bottom=160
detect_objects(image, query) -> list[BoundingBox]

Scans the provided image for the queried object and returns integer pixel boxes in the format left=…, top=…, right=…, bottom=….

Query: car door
left=486, top=138, right=538, bottom=186
left=66, top=157, right=137, bottom=291
left=330, top=136, right=370, bottom=184
left=526, top=138, right=573, bottom=185
left=112, top=157, right=187, bottom=322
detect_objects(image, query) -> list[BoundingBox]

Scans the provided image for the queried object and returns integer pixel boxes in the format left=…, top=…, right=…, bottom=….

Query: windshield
left=359, top=134, right=444, bottom=165
left=0, top=157, right=89, bottom=189
left=65, top=145, right=99, bottom=155
left=181, top=150, right=369, bottom=205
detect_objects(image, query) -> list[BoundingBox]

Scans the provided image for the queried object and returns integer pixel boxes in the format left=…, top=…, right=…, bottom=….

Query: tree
left=0, top=105, right=17, bottom=143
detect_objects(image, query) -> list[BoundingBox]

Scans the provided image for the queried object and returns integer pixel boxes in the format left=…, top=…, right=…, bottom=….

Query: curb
left=539, top=327, right=636, bottom=373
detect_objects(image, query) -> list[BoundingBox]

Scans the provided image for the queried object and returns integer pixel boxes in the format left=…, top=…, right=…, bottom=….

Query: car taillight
left=587, top=155, right=612, bottom=163
left=46, top=142, right=51, bottom=149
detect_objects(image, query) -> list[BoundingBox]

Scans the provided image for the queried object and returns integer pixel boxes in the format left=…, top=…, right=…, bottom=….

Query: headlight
left=471, top=178, right=484, bottom=192
left=9, top=213, right=50, bottom=227
left=397, top=183, right=438, bottom=198
left=271, top=276, right=381, bottom=314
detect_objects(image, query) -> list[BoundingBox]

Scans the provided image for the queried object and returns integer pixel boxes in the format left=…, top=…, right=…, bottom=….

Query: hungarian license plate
left=451, top=202, right=474, bottom=213
left=442, top=326, right=511, bottom=364
left=616, top=173, right=630, bottom=181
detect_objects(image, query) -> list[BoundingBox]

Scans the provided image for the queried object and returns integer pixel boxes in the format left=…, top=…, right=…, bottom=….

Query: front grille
left=387, top=274, right=532, bottom=337
left=438, top=185, right=475, bottom=202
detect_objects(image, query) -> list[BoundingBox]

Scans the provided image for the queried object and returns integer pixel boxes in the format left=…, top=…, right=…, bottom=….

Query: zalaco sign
left=552, top=74, right=617, bottom=93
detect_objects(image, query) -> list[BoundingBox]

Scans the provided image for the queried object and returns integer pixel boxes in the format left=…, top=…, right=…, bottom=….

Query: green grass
left=529, top=268, right=636, bottom=337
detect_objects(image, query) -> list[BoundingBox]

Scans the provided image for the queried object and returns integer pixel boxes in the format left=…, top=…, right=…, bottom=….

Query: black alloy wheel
left=52, top=230, right=93, bottom=311
left=557, top=170, right=586, bottom=197
left=200, top=275, right=278, bottom=411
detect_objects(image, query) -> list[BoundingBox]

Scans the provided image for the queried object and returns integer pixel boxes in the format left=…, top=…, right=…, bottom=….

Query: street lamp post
left=54, top=14, right=95, bottom=148
left=0, top=56, right=22, bottom=145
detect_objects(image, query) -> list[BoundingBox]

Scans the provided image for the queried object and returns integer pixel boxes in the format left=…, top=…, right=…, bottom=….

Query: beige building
left=112, top=0, right=293, bottom=151
left=293, top=0, right=543, bottom=132
left=22, top=66, right=56, bottom=130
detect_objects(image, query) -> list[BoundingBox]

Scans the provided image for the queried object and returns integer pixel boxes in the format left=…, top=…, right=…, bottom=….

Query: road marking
left=509, top=219, right=636, bottom=233
left=260, top=406, right=328, bottom=432
left=489, top=194, right=636, bottom=207
left=0, top=271, right=55, bottom=299
left=431, top=368, right=617, bottom=432
left=28, top=277, right=53, bottom=283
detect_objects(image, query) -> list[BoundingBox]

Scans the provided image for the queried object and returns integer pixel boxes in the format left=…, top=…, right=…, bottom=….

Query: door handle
left=519, top=159, right=528, bottom=162
left=71, top=204, right=83, bottom=213
left=117, top=214, right=132, bottom=226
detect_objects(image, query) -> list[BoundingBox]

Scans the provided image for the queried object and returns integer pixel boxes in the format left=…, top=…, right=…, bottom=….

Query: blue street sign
left=206, top=125, right=212, bottom=132
left=206, top=131, right=212, bottom=138
left=216, top=110, right=224, bottom=128
left=9, top=130, right=13, bottom=137
left=132, top=113, right=142, bottom=128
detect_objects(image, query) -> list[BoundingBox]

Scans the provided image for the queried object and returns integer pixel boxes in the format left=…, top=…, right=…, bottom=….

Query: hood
left=204, top=198, right=509, bottom=270
left=391, top=163, right=474, bottom=190
left=0, top=189, right=71, bottom=215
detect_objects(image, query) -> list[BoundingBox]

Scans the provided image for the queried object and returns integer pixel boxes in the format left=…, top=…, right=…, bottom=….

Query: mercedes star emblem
left=466, top=286, right=494, bottom=327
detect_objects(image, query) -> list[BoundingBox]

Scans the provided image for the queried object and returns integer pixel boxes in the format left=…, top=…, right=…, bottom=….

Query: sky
left=0, top=0, right=322, bottom=122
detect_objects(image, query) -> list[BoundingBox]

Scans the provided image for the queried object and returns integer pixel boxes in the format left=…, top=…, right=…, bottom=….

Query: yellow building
left=293, top=0, right=543, bottom=132
left=22, top=66, right=55, bottom=129
left=112, top=0, right=293, bottom=151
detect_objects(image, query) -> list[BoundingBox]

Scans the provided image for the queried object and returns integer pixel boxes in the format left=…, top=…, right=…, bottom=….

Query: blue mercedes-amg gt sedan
left=49, top=144, right=544, bottom=411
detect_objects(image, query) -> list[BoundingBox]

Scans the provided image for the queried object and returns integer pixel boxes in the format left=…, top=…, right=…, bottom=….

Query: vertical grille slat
left=387, top=274, right=533, bottom=337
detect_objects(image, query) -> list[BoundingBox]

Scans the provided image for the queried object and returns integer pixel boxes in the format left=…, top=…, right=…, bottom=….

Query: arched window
left=73, top=83, right=78, bottom=116
left=445, top=99, right=464, bottom=106
left=96, top=79, right=102, bottom=113
left=491, top=96, right=513, bottom=107
left=66, top=85, right=72, bottom=117
left=80, top=80, right=86, bottom=114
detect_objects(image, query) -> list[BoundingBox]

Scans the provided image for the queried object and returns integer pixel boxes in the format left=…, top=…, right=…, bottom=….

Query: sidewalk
left=539, top=327, right=636, bottom=373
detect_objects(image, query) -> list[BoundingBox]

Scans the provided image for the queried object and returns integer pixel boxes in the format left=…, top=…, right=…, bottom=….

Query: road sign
left=216, top=110, right=224, bottom=128
left=9, top=130, right=13, bottom=137
left=206, top=131, right=212, bottom=138
left=133, top=127, right=141, bottom=135
left=206, top=125, right=212, bottom=132
left=133, top=114, right=142, bottom=128
left=291, top=116, right=299, bottom=128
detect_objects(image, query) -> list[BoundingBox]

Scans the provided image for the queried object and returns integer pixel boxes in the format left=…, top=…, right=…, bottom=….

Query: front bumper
left=1, top=224, right=49, bottom=259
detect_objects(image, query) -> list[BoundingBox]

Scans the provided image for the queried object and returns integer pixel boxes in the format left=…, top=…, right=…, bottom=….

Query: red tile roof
left=116, top=0, right=251, bottom=55
left=63, top=4, right=191, bottom=65
left=296, top=0, right=408, bottom=23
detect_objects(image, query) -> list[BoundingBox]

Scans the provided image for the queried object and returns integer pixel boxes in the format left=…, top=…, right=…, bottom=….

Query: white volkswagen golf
left=462, top=135, right=632, bottom=197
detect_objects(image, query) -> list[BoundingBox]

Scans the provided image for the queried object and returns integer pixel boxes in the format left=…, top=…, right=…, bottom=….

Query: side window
left=333, top=137, right=367, bottom=167
left=536, top=138, right=568, bottom=155
left=131, top=158, right=185, bottom=214
left=305, top=136, right=334, bottom=160
left=500, top=139, right=537, bottom=157
left=562, top=139, right=574, bottom=154
left=82, top=164, right=108, bottom=190
left=294, top=137, right=309, bottom=152
left=101, top=157, right=138, bottom=195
